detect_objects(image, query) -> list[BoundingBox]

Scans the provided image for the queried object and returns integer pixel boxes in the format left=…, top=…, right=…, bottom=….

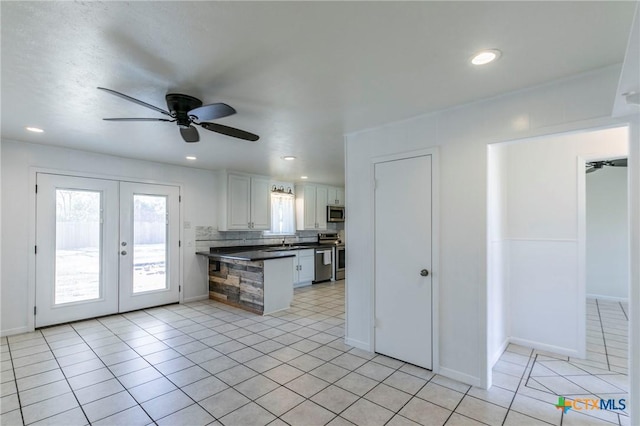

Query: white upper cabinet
left=226, top=174, right=251, bottom=230
left=296, top=183, right=344, bottom=229
left=336, top=188, right=345, bottom=205
left=327, top=186, right=345, bottom=205
left=219, top=172, right=271, bottom=231
left=315, top=186, right=328, bottom=229
left=250, top=176, right=271, bottom=230
left=296, top=183, right=327, bottom=230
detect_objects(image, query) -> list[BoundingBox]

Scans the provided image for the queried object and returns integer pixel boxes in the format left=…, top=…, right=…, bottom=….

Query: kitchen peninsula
left=196, top=248, right=295, bottom=315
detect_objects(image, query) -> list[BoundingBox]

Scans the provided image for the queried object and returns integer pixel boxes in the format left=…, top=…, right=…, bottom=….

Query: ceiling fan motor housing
left=166, top=93, right=203, bottom=128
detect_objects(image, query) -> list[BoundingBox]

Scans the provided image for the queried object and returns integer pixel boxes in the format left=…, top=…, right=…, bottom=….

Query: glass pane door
left=119, top=182, right=180, bottom=312
left=35, top=174, right=119, bottom=327
left=133, top=194, right=168, bottom=293
left=55, top=189, right=102, bottom=304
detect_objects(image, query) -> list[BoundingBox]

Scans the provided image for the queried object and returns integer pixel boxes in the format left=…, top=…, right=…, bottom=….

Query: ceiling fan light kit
left=98, top=87, right=259, bottom=143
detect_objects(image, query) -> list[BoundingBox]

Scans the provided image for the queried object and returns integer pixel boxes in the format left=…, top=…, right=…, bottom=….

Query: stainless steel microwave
left=327, top=205, right=345, bottom=222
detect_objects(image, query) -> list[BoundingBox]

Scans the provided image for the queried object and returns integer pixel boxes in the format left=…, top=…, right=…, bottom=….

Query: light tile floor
left=0, top=283, right=629, bottom=425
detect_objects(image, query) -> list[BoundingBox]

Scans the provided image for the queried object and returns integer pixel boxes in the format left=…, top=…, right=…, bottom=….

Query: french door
left=35, top=174, right=180, bottom=327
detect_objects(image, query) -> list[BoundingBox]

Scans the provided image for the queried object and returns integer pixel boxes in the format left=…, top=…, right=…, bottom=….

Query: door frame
left=28, top=167, right=184, bottom=331
left=369, top=147, right=440, bottom=374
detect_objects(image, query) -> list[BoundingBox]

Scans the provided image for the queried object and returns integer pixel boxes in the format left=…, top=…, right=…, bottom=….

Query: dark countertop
left=196, top=242, right=337, bottom=262
left=196, top=250, right=296, bottom=262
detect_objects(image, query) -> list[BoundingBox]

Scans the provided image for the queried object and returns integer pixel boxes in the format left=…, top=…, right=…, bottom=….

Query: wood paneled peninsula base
left=197, top=250, right=295, bottom=315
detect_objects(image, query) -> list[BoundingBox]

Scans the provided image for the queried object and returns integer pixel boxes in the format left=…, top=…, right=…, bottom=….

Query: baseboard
left=294, top=282, right=312, bottom=289
left=183, top=294, right=209, bottom=303
left=586, top=294, right=628, bottom=303
left=345, top=336, right=372, bottom=352
left=1, top=326, right=33, bottom=337
left=509, top=337, right=579, bottom=358
left=491, top=339, right=510, bottom=369
left=439, top=366, right=482, bottom=387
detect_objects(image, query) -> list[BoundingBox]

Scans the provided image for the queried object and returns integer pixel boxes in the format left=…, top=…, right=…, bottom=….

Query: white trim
left=439, top=367, right=482, bottom=388
left=369, top=147, right=440, bottom=375
left=577, top=156, right=587, bottom=359
left=345, top=337, right=372, bottom=352
left=626, top=115, right=639, bottom=426
left=586, top=294, right=629, bottom=303
left=343, top=134, right=351, bottom=349
left=182, top=294, right=209, bottom=303
left=509, top=337, right=580, bottom=358
left=490, top=339, right=510, bottom=370
left=0, top=326, right=33, bottom=338
left=503, top=238, right=578, bottom=243
left=29, top=166, right=184, bottom=187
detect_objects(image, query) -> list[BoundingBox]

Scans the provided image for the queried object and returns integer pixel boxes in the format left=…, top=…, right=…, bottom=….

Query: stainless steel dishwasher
left=314, top=248, right=333, bottom=283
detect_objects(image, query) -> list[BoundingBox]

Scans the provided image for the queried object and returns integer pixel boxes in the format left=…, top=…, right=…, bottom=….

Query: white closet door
left=374, top=154, right=433, bottom=369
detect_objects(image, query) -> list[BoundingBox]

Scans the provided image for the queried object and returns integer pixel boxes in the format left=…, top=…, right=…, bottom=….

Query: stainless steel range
left=318, top=232, right=345, bottom=281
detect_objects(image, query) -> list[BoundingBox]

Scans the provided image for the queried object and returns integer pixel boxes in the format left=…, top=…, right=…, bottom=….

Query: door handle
left=121, top=250, right=127, bottom=256
left=420, top=269, right=429, bottom=277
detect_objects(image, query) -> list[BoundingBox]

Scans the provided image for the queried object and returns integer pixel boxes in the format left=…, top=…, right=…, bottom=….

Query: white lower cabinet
left=293, top=249, right=315, bottom=288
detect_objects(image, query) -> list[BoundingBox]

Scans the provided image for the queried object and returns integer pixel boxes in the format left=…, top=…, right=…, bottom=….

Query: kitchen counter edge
left=196, top=250, right=297, bottom=262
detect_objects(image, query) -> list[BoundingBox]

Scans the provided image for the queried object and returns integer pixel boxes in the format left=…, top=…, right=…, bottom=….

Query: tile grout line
left=595, top=300, right=612, bottom=371
left=70, top=318, right=191, bottom=425
left=500, top=348, right=557, bottom=426
left=618, top=302, right=628, bottom=321
left=97, top=310, right=243, bottom=424
left=92, top=287, right=346, bottom=424
left=35, top=331, right=92, bottom=425
left=5, top=339, right=27, bottom=426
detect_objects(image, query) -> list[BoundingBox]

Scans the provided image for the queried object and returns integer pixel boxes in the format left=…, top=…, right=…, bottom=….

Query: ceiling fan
left=586, top=158, right=627, bottom=174
left=98, top=87, right=259, bottom=143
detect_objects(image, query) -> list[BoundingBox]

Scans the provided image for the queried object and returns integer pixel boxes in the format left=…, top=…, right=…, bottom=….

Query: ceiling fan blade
left=609, top=159, right=627, bottom=167
left=103, top=118, right=174, bottom=122
left=199, top=122, right=259, bottom=141
left=98, top=87, right=171, bottom=116
left=188, top=103, right=236, bottom=121
left=180, top=125, right=200, bottom=143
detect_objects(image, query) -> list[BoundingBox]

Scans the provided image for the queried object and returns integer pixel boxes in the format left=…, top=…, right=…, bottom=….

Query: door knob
left=121, top=250, right=127, bottom=256
left=420, top=269, right=429, bottom=277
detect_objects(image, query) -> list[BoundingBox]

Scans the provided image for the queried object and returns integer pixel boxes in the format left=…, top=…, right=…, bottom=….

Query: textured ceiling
left=1, top=1, right=636, bottom=185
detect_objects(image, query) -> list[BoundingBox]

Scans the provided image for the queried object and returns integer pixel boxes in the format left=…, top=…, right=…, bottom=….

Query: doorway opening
left=486, top=125, right=630, bottom=421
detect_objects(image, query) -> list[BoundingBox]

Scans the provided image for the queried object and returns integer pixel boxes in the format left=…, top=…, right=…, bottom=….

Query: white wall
left=1, top=140, right=217, bottom=336
left=586, top=166, right=629, bottom=300
left=344, top=64, right=633, bottom=388
left=502, top=127, right=627, bottom=357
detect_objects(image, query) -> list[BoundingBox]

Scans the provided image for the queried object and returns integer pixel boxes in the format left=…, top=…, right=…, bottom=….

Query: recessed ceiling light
left=283, top=156, right=296, bottom=161
left=301, top=176, right=308, bottom=179
left=471, top=49, right=501, bottom=65
left=26, top=126, right=44, bottom=133
left=185, top=156, right=197, bottom=160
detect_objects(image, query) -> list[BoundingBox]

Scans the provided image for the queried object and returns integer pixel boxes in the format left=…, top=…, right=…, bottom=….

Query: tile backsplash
left=195, top=223, right=343, bottom=252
